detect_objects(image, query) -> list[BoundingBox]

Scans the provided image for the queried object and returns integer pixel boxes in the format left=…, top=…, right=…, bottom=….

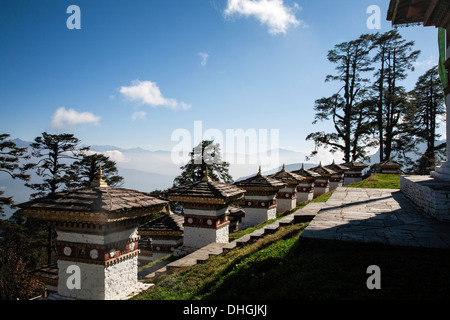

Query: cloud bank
left=224, top=0, right=303, bottom=35
left=119, top=80, right=191, bottom=111
left=51, top=107, right=100, bottom=129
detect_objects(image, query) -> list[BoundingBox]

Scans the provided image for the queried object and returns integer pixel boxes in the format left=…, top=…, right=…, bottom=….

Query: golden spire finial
left=281, top=164, right=286, bottom=172
left=301, top=163, right=305, bottom=170
left=257, top=166, right=262, bottom=176
left=92, top=164, right=108, bottom=188
left=332, top=159, right=335, bottom=165
left=202, top=167, right=212, bottom=182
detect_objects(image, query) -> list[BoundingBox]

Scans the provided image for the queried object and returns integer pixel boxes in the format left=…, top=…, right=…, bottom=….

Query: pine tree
left=306, top=34, right=374, bottom=162
left=0, top=134, right=32, bottom=217
left=369, top=30, right=421, bottom=162
left=64, top=153, right=124, bottom=189
left=25, top=132, right=88, bottom=198
left=173, top=140, right=233, bottom=186
left=409, top=65, right=446, bottom=167
left=25, top=132, right=88, bottom=265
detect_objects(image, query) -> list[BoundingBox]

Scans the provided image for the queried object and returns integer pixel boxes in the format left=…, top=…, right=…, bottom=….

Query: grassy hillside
left=135, top=222, right=450, bottom=300
left=134, top=174, right=450, bottom=300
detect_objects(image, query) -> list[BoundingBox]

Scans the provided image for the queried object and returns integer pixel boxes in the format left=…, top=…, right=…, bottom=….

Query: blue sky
left=0, top=0, right=442, bottom=158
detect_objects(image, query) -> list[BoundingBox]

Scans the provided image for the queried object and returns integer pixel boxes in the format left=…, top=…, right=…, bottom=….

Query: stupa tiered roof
left=139, top=213, right=184, bottom=235
left=18, top=187, right=169, bottom=224
left=341, top=161, right=369, bottom=170
left=292, top=164, right=322, bottom=181
left=310, top=162, right=337, bottom=177
left=167, top=173, right=245, bottom=207
left=18, top=166, right=168, bottom=224
left=325, top=160, right=349, bottom=174
left=268, top=164, right=306, bottom=186
left=378, top=159, right=402, bottom=170
left=234, top=167, right=287, bottom=194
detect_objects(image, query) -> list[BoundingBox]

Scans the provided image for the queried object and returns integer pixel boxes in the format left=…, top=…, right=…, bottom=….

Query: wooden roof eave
left=21, top=202, right=168, bottom=225
left=234, top=184, right=287, bottom=192
left=388, top=0, right=450, bottom=29
left=168, top=193, right=244, bottom=205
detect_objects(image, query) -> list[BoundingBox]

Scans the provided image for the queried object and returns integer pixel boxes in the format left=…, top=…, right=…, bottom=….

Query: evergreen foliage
left=173, top=140, right=233, bottom=186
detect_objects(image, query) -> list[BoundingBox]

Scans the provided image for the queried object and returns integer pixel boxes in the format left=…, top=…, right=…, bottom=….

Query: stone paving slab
left=165, top=243, right=228, bottom=273
left=301, top=187, right=450, bottom=249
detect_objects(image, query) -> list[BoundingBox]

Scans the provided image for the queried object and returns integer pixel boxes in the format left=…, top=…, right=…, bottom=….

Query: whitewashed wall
left=243, top=207, right=276, bottom=227
left=57, top=256, right=141, bottom=300
left=183, top=224, right=229, bottom=249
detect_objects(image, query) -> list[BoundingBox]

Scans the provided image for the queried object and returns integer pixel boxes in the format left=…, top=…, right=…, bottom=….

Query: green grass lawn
left=347, top=173, right=400, bottom=189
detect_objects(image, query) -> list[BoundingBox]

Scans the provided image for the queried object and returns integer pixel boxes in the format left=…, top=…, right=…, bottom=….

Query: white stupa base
left=431, top=161, right=450, bottom=181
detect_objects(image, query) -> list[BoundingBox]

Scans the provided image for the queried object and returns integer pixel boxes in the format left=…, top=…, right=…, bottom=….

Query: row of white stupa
left=18, top=160, right=398, bottom=300
left=138, top=160, right=395, bottom=264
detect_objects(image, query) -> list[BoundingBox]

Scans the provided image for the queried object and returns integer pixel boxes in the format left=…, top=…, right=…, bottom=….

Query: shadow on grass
left=201, top=235, right=450, bottom=300
left=197, top=225, right=305, bottom=299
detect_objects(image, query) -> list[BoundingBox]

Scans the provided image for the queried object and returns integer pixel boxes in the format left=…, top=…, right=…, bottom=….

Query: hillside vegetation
left=134, top=174, right=450, bottom=300
left=347, top=174, right=401, bottom=189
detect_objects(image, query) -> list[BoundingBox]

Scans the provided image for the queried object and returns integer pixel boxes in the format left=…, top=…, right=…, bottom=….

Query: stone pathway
left=301, top=187, right=450, bottom=249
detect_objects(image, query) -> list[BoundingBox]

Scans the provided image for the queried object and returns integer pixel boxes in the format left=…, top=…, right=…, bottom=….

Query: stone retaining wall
left=400, top=175, right=450, bottom=221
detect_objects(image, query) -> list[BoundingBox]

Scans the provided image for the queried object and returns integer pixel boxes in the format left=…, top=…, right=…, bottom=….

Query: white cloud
left=414, top=55, right=438, bottom=68
left=199, top=52, right=209, bottom=66
left=131, top=111, right=147, bottom=120
left=224, top=0, right=303, bottom=35
left=51, top=107, right=101, bottom=129
left=83, top=149, right=130, bottom=163
left=102, top=150, right=130, bottom=163
left=119, top=80, right=191, bottom=111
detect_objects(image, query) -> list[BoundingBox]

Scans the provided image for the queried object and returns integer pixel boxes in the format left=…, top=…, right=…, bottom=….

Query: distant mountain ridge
left=2, top=137, right=441, bottom=219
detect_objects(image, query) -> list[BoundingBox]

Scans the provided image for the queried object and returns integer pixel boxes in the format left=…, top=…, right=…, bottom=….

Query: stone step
left=155, top=267, right=167, bottom=276
left=293, top=214, right=316, bottom=223
left=197, top=244, right=227, bottom=263
left=249, top=229, right=265, bottom=240
left=263, top=224, right=279, bottom=234
left=166, top=243, right=228, bottom=272
left=292, top=202, right=329, bottom=223
left=143, top=266, right=168, bottom=279
left=166, top=256, right=198, bottom=272
left=236, top=234, right=252, bottom=247
left=278, top=215, right=295, bottom=226
left=222, top=241, right=237, bottom=252
left=146, top=207, right=321, bottom=278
